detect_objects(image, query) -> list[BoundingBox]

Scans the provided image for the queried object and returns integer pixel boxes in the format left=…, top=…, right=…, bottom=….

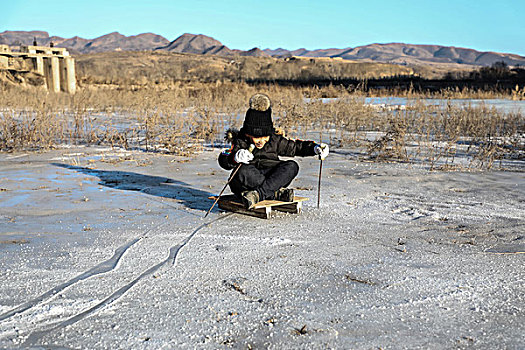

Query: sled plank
left=272, top=201, right=302, bottom=214
left=252, top=196, right=308, bottom=209
left=209, top=195, right=308, bottom=219
left=217, top=197, right=271, bottom=219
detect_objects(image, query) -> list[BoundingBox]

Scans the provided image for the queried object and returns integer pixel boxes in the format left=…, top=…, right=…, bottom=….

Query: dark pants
left=229, top=160, right=299, bottom=200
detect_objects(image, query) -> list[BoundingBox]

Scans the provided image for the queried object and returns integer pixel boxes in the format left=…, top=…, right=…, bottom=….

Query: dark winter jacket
left=219, top=131, right=317, bottom=170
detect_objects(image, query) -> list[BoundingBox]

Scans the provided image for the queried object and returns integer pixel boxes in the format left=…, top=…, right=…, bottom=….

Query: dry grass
left=1, top=82, right=523, bottom=170
left=367, top=102, right=524, bottom=169
left=365, top=85, right=525, bottom=101
left=74, top=51, right=415, bottom=86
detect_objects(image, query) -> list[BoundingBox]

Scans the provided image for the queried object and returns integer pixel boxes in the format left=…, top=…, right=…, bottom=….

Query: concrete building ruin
left=0, top=44, right=76, bottom=94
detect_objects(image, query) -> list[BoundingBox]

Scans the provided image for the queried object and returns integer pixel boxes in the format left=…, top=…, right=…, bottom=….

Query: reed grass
left=365, top=85, right=525, bottom=101
left=0, top=82, right=523, bottom=170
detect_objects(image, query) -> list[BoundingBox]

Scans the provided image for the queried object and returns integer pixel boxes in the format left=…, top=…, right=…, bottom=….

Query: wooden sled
left=209, top=195, right=308, bottom=219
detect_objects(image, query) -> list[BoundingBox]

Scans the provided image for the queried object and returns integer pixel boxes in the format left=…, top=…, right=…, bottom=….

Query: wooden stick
left=205, top=163, right=242, bottom=218
left=205, top=145, right=255, bottom=217
left=317, top=158, right=323, bottom=208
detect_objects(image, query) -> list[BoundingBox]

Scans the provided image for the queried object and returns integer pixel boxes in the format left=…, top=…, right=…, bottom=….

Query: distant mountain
left=0, top=30, right=169, bottom=54
left=155, top=33, right=239, bottom=56
left=207, top=45, right=237, bottom=56
left=81, top=32, right=170, bottom=53
left=263, top=48, right=292, bottom=58
left=59, top=36, right=91, bottom=53
left=265, top=43, right=525, bottom=67
left=299, top=48, right=348, bottom=58
left=267, top=48, right=349, bottom=58
left=1, top=30, right=524, bottom=68
left=0, top=31, right=61, bottom=47
left=239, top=47, right=271, bottom=57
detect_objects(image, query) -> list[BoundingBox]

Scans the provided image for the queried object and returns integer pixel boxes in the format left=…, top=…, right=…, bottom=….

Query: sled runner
left=209, top=195, right=308, bottom=219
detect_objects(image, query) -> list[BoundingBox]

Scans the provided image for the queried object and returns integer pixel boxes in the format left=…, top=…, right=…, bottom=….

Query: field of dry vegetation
left=1, top=81, right=523, bottom=170
left=74, top=51, right=417, bottom=85
left=0, top=51, right=524, bottom=170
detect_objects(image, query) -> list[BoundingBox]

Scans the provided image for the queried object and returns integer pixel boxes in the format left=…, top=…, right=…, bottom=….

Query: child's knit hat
left=241, top=93, right=274, bottom=137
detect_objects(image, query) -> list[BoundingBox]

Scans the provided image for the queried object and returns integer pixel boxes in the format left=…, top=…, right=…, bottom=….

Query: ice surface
left=0, top=146, right=523, bottom=349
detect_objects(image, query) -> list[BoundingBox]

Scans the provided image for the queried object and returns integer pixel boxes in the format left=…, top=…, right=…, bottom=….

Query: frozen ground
left=364, top=97, right=525, bottom=114
left=0, top=145, right=524, bottom=349
left=306, top=97, right=525, bottom=114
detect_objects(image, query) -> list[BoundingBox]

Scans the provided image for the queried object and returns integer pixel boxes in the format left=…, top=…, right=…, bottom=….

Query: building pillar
left=34, top=56, right=44, bottom=75
left=0, top=56, right=8, bottom=69
left=59, top=57, right=76, bottom=94
left=44, top=56, right=60, bottom=93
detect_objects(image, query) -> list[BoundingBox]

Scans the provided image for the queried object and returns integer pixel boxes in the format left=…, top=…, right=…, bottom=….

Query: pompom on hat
left=249, top=93, right=271, bottom=112
left=241, top=93, right=274, bottom=137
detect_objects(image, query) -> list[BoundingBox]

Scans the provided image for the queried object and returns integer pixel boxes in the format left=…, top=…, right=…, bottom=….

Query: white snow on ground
left=0, top=145, right=524, bottom=349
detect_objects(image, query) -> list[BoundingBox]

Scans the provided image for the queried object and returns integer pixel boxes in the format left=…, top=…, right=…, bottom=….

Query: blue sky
left=3, top=0, right=525, bottom=55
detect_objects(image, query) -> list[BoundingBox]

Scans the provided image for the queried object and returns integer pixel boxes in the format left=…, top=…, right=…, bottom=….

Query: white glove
left=314, top=143, right=329, bottom=160
left=234, top=149, right=254, bottom=164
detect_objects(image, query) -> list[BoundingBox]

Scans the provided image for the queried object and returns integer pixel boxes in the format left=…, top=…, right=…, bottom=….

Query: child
left=219, top=93, right=329, bottom=209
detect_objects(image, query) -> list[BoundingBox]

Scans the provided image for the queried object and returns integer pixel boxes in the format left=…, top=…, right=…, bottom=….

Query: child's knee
left=236, top=164, right=256, bottom=179
left=284, top=160, right=299, bottom=176
left=236, top=165, right=265, bottom=186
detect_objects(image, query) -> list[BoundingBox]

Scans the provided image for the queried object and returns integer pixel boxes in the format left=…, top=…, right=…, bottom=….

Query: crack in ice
left=21, top=213, right=233, bottom=347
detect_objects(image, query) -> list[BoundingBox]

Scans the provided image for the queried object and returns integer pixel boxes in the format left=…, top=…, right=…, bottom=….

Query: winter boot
left=275, top=187, right=294, bottom=202
left=241, top=190, right=260, bottom=209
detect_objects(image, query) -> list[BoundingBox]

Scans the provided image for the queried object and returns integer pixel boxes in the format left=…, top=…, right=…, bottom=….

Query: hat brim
left=241, top=127, right=274, bottom=137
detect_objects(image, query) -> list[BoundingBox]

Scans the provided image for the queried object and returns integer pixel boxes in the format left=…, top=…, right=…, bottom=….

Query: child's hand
left=234, top=149, right=254, bottom=164
left=314, top=143, right=329, bottom=160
